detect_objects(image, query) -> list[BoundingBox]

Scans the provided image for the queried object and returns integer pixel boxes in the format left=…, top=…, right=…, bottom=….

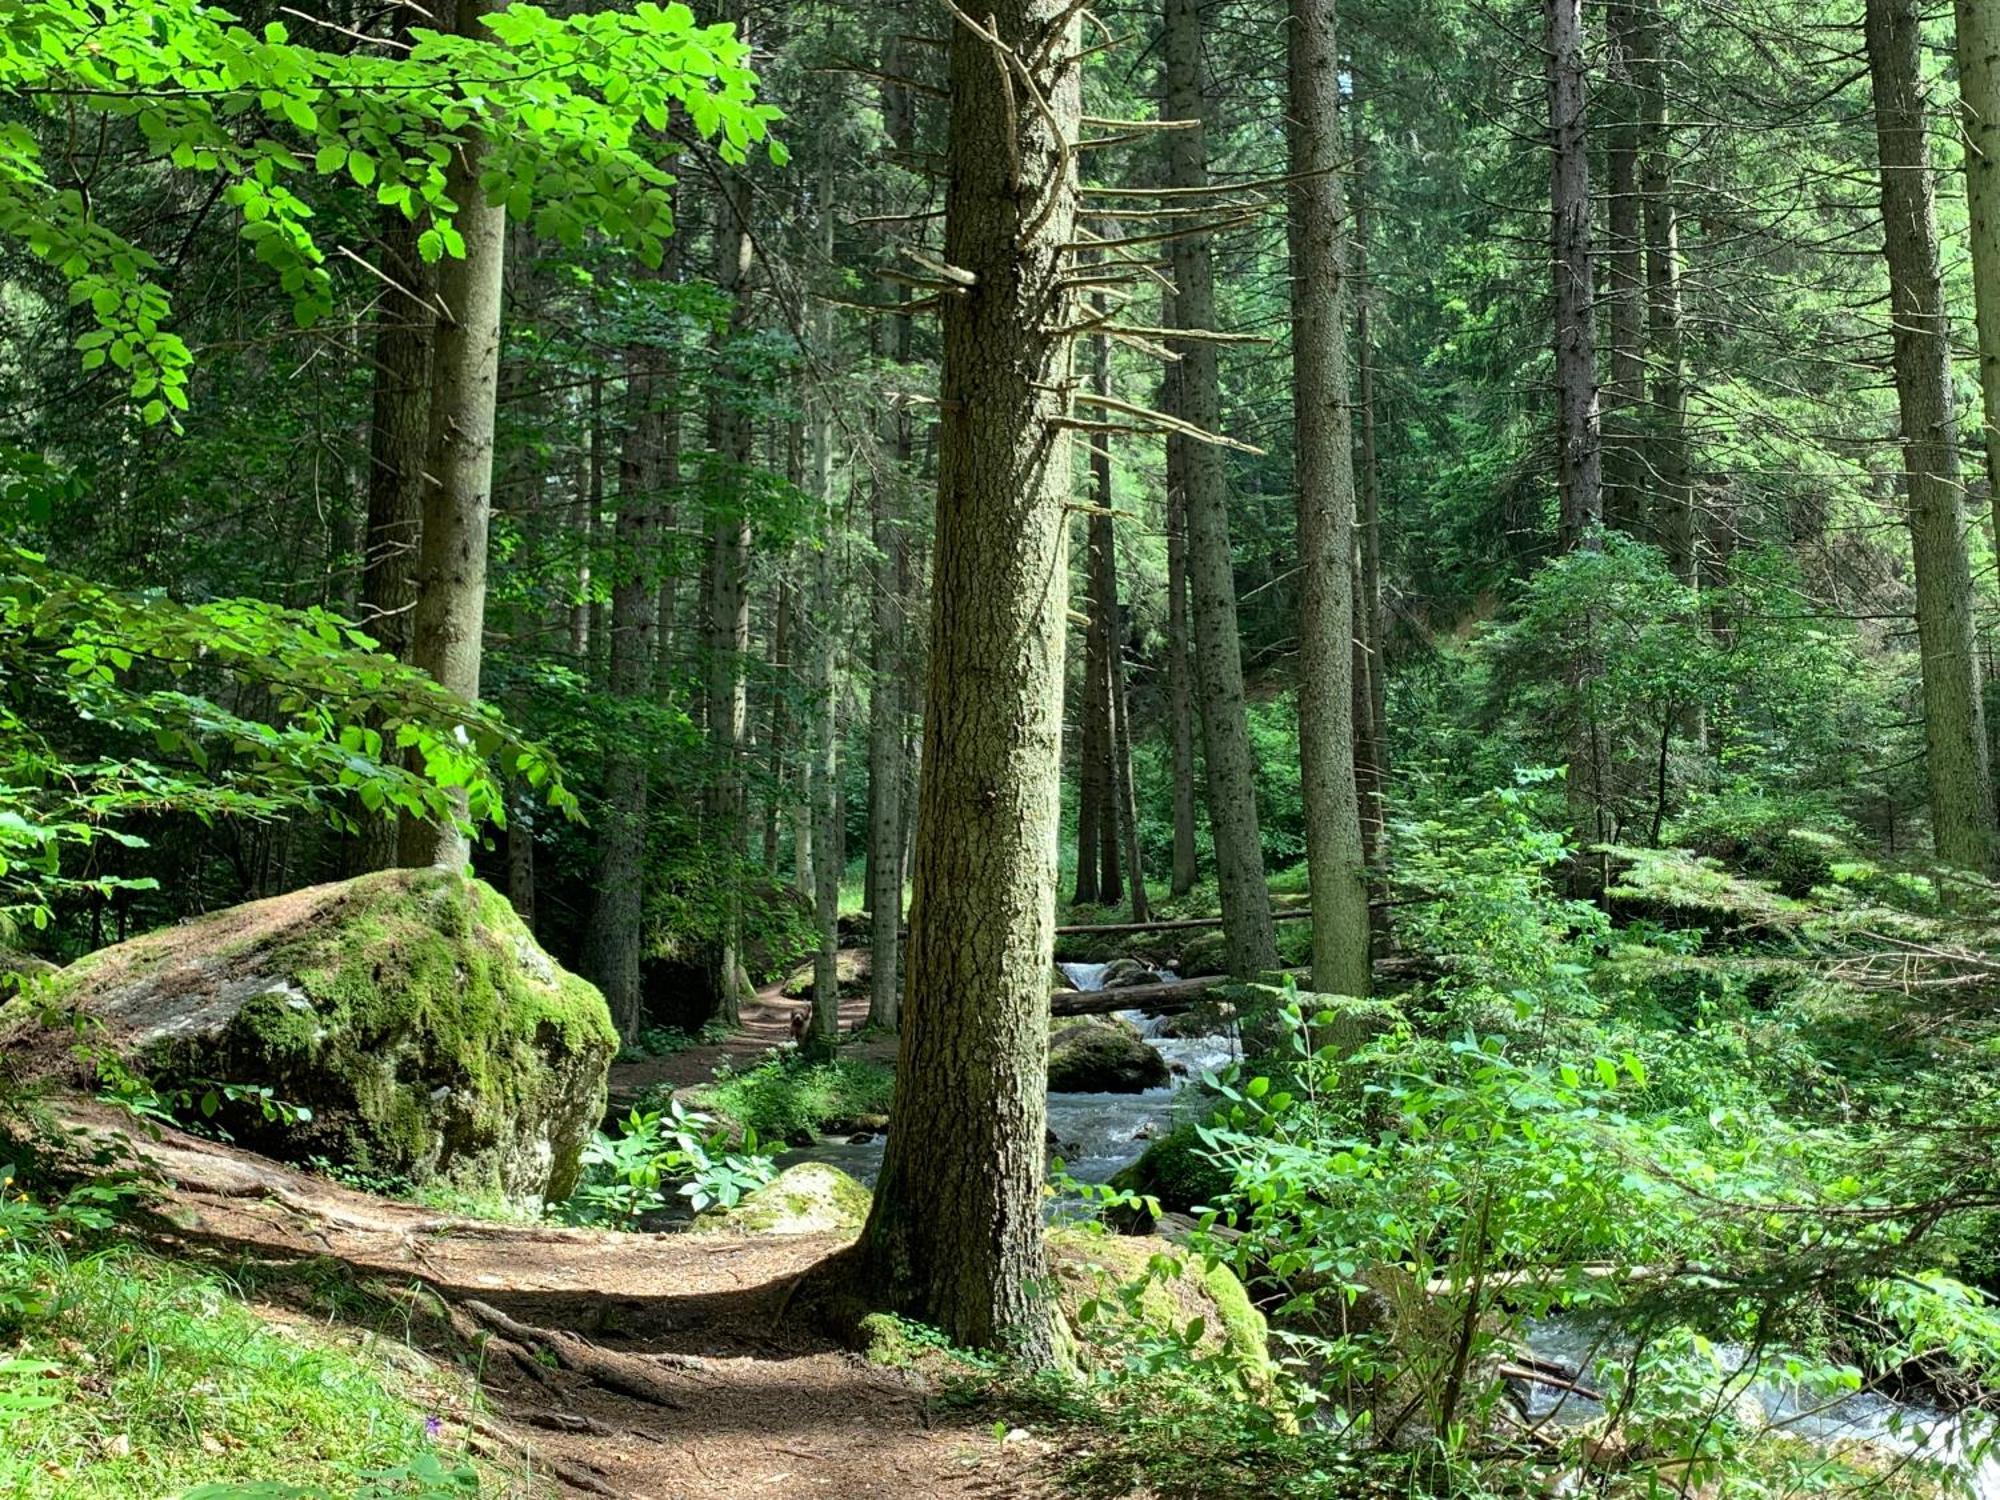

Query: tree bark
left=1635, top=0, right=1693, bottom=586
left=1162, top=302, right=1200, bottom=898
left=1352, top=109, right=1388, bottom=872
left=1547, top=0, right=1608, bottom=888
left=1107, top=525, right=1150, bottom=923
left=1866, top=0, right=1996, bottom=870
left=1071, top=587, right=1106, bottom=904
left=584, top=273, right=669, bottom=1040
left=855, top=0, right=1079, bottom=1366
left=1603, top=0, right=1646, bottom=538
left=399, top=0, right=506, bottom=871
left=867, top=34, right=917, bottom=1031
left=765, top=576, right=795, bottom=879
left=808, top=408, right=843, bottom=1060
left=1548, top=0, right=1603, bottom=550
left=1286, top=0, right=1370, bottom=998
left=353, top=201, right=433, bottom=873
left=1164, top=0, right=1276, bottom=975
left=1957, top=0, right=2000, bottom=522
left=707, top=153, right=757, bottom=1021
left=1082, top=348, right=1122, bottom=906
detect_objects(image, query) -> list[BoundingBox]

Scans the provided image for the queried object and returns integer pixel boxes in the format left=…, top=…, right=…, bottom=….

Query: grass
left=682, top=1053, right=896, bottom=1141
left=0, top=1235, right=537, bottom=1498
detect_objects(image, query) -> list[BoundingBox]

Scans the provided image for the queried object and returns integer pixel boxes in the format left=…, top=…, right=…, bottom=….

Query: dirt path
left=607, top=964, right=899, bottom=1101
left=64, top=1103, right=1057, bottom=1500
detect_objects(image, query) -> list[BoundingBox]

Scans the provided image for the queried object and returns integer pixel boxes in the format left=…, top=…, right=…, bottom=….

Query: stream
left=776, top=959, right=1999, bottom=1494
left=775, top=958, right=1235, bottom=1188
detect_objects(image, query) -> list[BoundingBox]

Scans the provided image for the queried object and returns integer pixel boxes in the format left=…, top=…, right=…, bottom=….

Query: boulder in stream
left=5, top=868, right=617, bottom=1211
left=1097, top=957, right=1162, bottom=989
left=1047, top=1017, right=1170, bottom=1093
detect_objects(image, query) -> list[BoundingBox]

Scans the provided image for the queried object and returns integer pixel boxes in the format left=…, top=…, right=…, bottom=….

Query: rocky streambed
left=776, top=958, right=1236, bottom=1188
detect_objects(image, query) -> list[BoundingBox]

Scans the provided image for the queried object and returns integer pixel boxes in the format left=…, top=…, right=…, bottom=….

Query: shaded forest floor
left=58, top=1102, right=1058, bottom=1500
left=607, top=968, right=896, bottom=1101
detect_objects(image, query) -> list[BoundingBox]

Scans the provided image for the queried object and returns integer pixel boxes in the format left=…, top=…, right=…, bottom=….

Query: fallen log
left=1054, top=911, right=1312, bottom=937
left=1050, top=957, right=1431, bottom=1014
left=1050, top=974, right=1233, bottom=1014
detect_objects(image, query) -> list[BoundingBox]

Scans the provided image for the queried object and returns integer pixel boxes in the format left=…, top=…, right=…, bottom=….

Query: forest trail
left=57, top=1101, right=1057, bottom=1500
left=607, top=966, right=897, bottom=1100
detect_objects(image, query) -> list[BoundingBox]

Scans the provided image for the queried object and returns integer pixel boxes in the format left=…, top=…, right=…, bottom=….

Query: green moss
left=50, top=869, right=616, bottom=1208
left=1108, top=1122, right=1233, bottom=1225
left=1047, top=1018, right=1169, bottom=1092
left=1047, top=1226, right=1269, bottom=1374
left=693, top=1162, right=872, bottom=1235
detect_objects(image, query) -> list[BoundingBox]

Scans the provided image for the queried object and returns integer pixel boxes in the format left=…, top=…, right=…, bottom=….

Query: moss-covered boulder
left=0, top=949, right=57, bottom=997
left=693, top=1162, right=871, bottom=1235
left=1099, top=957, right=1162, bottom=989
left=12, top=869, right=615, bottom=1210
left=1048, top=1226, right=1269, bottom=1376
left=1106, top=1121, right=1233, bottom=1230
left=1177, top=929, right=1228, bottom=975
left=1047, top=1017, right=1170, bottom=1093
left=1154, top=1001, right=1236, bottom=1039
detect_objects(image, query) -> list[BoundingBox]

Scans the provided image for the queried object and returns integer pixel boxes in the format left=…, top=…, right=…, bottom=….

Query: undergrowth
left=680, top=1053, right=895, bottom=1142
left=0, top=1226, right=523, bottom=1498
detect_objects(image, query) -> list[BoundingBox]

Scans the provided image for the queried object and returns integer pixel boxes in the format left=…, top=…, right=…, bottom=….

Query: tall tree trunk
left=353, top=203, right=433, bottom=873
left=1287, top=0, right=1370, bottom=998
left=1085, top=317, right=1125, bottom=909
left=867, top=34, right=916, bottom=1031
left=1635, top=0, right=1693, bottom=585
left=1603, top=0, right=1646, bottom=538
left=399, top=0, right=505, bottom=871
left=867, top=462, right=905, bottom=1027
left=572, top=377, right=600, bottom=658
left=1547, top=0, right=1608, bottom=886
left=1867, top=0, right=1997, bottom=869
left=855, top=0, right=1078, bottom=1366
left=1548, top=0, right=1603, bottom=549
left=1164, top=350, right=1200, bottom=898
left=707, top=156, right=756, bottom=1021
left=808, top=410, right=843, bottom=1060
left=1071, top=605, right=1107, bottom=905
left=765, top=577, right=795, bottom=878
left=1957, top=0, right=2000, bottom=520
left=1164, top=0, right=1276, bottom=975
left=584, top=283, right=669, bottom=1039
left=1352, top=121, right=1388, bottom=869
left=1104, top=512, right=1150, bottom=923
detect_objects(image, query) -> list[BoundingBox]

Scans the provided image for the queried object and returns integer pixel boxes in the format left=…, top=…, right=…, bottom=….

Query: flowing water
left=776, top=959, right=1236, bottom=1188
left=778, top=957, right=1998, bottom=1493
left=1520, top=1318, right=2000, bottom=1495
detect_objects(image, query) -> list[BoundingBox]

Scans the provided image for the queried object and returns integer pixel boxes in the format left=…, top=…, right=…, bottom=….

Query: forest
left=3, top=0, right=2000, bottom=1494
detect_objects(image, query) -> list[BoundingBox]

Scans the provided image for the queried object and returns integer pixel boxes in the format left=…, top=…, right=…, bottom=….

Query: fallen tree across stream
left=1049, top=973, right=1238, bottom=1015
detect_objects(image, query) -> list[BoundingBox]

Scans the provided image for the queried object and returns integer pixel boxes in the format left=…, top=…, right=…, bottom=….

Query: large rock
left=1106, top=1121, right=1234, bottom=1230
left=1098, top=957, right=1163, bottom=989
left=0, top=949, right=57, bottom=996
left=10, top=869, right=616, bottom=1210
left=694, top=1162, right=871, bottom=1235
left=1048, top=1226, right=1270, bottom=1379
left=1047, top=1017, right=1169, bottom=1093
